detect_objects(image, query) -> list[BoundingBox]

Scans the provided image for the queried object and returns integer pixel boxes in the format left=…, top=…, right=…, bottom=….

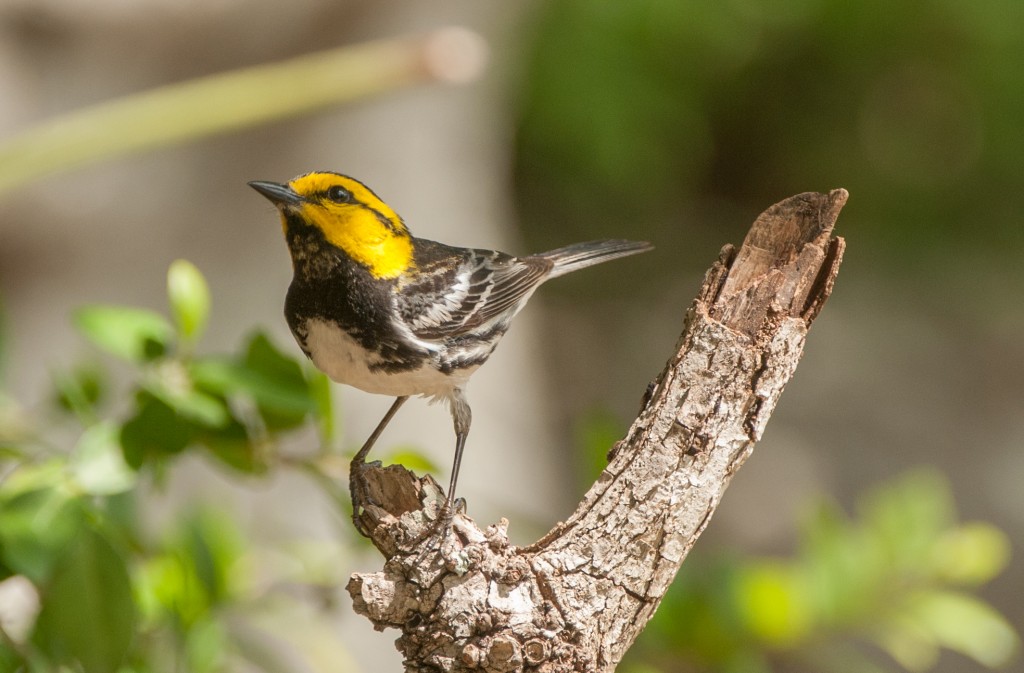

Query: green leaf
left=380, top=447, right=437, bottom=473
left=167, top=259, right=211, bottom=344
left=0, top=638, right=23, bottom=672
left=33, top=527, right=135, bottom=673
left=872, top=617, right=939, bottom=672
left=191, top=332, right=315, bottom=432
left=243, top=332, right=315, bottom=429
left=0, top=463, right=82, bottom=583
left=135, top=554, right=203, bottom=626
left=52, top=364, right=107, bottom=419
left=0, top=459, right=66, bottom=496
left=74, top=305, right=173, bottom=362
left=190, top=359, right=308, bottom=417
left=0, top=491, right=83, bottom=584
left=185, top=617, right=229, bottom=673
left=71, top=421, right=137, bottom=495
left=909, top=590, right=1020, bottom=669
left=799, top=500, right=880, bottom=626
left=120, top=393, right=195, bottom=469
left=143, top=360, right=230, bottom=428
left=182, top=510, right=244, bottom=605
left=734, top=561, right=812, bottom=648
left=859, top=468, right=954, bottom=570
left=146, top=381, right=230, bottom=429
left=134, top=510, right=245, bottom=630
left=930, top=522, right=1011, bottom=585
left=244, top=331, right=304, bottom=385
left=200, top=419, right=268, bottom=475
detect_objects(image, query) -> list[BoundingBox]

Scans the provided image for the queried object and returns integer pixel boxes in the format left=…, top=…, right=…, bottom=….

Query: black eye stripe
left=316, top=185, right=402, bottom=234
left=369, top=207, right=401, bottom=233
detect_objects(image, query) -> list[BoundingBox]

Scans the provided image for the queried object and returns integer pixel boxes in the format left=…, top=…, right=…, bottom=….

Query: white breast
left=302, top=318, right=475, bottom=400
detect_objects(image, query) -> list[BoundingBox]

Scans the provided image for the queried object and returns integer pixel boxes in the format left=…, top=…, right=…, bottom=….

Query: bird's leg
left=444, top=430, right=468, bottom=517
left=431, top=390, right=472, bottom=534
left=406, top=391, right=472, bottom=557
left=350, top=395, right=408, bottom=536
left=353, top=395, right=408, bottom=465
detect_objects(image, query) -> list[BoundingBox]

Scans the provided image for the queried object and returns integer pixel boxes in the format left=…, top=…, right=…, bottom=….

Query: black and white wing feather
left=397, top=239, right=552, bottom=341
left=395, top=237, right=651, bottom=343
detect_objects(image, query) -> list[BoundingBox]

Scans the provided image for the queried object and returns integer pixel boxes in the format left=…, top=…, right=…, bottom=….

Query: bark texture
left=346, top=189, right=848, bottom=672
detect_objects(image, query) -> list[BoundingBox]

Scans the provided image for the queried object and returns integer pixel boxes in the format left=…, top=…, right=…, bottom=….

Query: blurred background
left=0, top=1, right=1021, bottom=672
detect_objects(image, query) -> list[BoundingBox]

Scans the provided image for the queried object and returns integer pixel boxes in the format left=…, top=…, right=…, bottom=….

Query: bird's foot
left=400, top=496, right=466, bottom=559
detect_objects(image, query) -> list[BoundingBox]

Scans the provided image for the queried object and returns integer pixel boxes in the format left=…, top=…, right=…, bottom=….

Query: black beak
left=248, top=180, right=303, bottom=206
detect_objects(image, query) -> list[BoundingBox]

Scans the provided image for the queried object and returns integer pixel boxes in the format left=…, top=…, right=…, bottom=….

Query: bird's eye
left=326, top=185, right=352, bottom=204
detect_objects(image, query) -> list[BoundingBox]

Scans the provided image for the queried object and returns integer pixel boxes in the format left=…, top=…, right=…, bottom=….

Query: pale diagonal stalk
left=0, top=27, right=486, bottom=195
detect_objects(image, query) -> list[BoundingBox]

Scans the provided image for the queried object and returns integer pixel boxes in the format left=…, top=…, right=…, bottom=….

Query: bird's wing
left=396, top=242, right=552, bottom=340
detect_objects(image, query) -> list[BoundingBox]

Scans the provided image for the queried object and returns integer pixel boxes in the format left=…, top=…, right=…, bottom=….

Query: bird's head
left=249, top=172, right=413, bottom=279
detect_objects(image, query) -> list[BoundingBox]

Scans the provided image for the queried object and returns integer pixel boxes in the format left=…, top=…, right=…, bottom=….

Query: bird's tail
left=540, top=239, right=653, bottom=279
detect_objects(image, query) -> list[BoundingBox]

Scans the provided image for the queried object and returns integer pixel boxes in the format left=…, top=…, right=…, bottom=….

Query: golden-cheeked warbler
left=249, top=171, right=651, bottom=533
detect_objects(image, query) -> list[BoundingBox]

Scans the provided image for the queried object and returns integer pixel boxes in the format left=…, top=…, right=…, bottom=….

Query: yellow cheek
left=300, top=204, right=413, bottom=279
left=369, top=236, right=415, bottom=279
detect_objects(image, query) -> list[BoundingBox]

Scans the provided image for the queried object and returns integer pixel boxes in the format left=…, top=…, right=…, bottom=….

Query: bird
left=249, top=171, right=651, bottom=535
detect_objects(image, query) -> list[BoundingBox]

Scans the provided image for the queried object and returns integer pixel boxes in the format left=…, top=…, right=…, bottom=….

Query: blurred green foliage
left=515, top=0, right=1024, bottom=275
left=0, top=261, right=364, bottom=673
left=619, top=469, right=1017, bottom=673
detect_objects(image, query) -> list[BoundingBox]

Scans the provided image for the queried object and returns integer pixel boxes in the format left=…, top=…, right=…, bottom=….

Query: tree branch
left=346, top=189, right=848, bottom=672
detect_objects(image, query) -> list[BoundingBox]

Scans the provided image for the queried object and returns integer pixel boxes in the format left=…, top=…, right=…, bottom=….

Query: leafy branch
left=0, top=261, right=395, bottom=673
